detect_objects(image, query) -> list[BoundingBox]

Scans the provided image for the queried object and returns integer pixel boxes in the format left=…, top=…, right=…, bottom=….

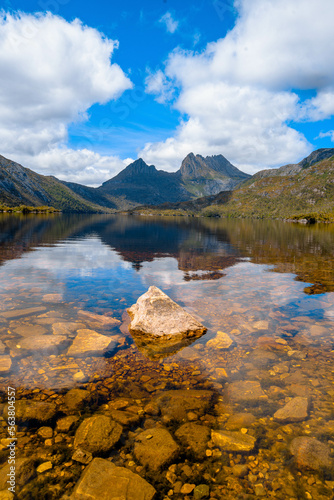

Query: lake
left=0, top=214, right=334, bottom=499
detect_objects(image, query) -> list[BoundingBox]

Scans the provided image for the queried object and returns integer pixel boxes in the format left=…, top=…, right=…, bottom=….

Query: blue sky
left=1, top=0, right=334, bottom=185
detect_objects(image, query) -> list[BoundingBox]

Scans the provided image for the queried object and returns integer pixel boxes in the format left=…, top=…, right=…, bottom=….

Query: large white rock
left=127, top=286, right=206, bottom=340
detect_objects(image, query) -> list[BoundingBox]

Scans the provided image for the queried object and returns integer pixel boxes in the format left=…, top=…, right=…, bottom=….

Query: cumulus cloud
left=142, top=0, right=334, bottom=172
left=159, top=12, right=179, bottom=34
left=145, top=69, right=175, bottom=104
left=0, top=11, right=132, bottom=184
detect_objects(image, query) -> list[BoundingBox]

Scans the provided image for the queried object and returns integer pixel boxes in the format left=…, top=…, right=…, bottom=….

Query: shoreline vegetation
left=0, top=205, right=61, bottom=214
left=1, top=203, right=333, bottom=223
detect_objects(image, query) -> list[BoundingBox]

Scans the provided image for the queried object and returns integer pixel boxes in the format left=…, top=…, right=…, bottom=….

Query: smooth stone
left=227, top=380, right=267, bottom=403
left=13, top=324, right=47, bottom=337
left=290, top=436, right=333, bottom=470
left=107, top=409, right=141, bottom=427
left=0, top=458, right=35, bottom=489
left=0, top=306, right=46, bottom=319
left=67, top=329, right=117, bottom=357
left=274, top=397, right=309, bottom=423
left=17, top=334, right=67, bottom=353
left=253, top=320, right=269, bottom=330
left=0, top=356, right=11, bottom=373
left=232, top=464, right=249, bottom=478
left=175, top=423, right=210, bottom=459
left=73, top=370, right=87, bottom=382
left=3, top=400, right=56, bottom=423
left=154, top=390, right=213, bottom=423
left=70, top=457, right=156, bottom=500
left=56, top=415, right=79, bottom=433
left=37, top=461, right=53, bottom=473
left=206, top=331, right=233, bottom=349
left=74, top=415, right=123, bottom=455
left=134, top=427, right=179, bottom=470
left=211, top=430, right=256, bottom=452
left=225, top=413, right=256, bottom=430
left=77, top=310, right=121, bottom=326
left=180, top=483, right=195, bottom=494
left=0, top=491, right=14, bottom=499
left=37, top=426, right=53, bottom=439
left=193, top=484, right=210, bottom=499
left=64, top=389, right=91, bottom=414
left=128, top=286, right=206, bottom=339
left=52, top=322, right=83, bottom=335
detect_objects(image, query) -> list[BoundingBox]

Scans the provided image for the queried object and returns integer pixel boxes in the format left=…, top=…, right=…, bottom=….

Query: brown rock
left=211, top=430, right=256, bottom=452
left=70, top=457, right=156, bottom=499
left=154, top=390, right=213, bottom=423
left=227, top=380, right=267, bottom=403
left=274, top=397, right=309, bottom=423
left=290, top=436, right=333, bottom=470
left=134, top=427, right=179, bottom=470
left=175, top=423, right=210, bottom=459
left=3, top=400, right=56, bottom=423
left=67, top=329, right=117, bottom=357
left=0, top=356, right=11, bottom=373
left=74, top=415, right=122, bottom=455
left=206, top=331, right=233, bottom=349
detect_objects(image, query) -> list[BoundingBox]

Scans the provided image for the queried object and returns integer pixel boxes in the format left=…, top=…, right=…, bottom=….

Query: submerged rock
left=127, top=286, right=206, bottom=340
left=154, top=390, right=213, bottom=423
left=0, top=356, right=11, bottom=373
left=290, top=436, right=333, bottom=470
left=211, top=430, right=256, bottom=452
left=206, top=331, right=233, bottom=349
left=67, top=329, right=117, bottom=357
left=227, top=380, right=267, bottom=404
left=3, top=400, right=56, bottom=423
left=134, top=427, right=179, bottom=470
left=70, top=457, right=156, bottom=499
left=274, top=397, right=309, bottom=423
left=0, top=458, right=35, bottom=490
left=175, top=423, right=210, bottom=459
left=74, top=415, right=122, bottom=455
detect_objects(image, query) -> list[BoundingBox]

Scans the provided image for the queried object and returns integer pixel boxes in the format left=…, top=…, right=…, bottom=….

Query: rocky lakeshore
left=0, top=296, right=334, bottom=499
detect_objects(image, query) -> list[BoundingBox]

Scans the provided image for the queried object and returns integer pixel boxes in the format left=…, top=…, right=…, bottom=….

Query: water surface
left=0, top=214, right=334, bottom=499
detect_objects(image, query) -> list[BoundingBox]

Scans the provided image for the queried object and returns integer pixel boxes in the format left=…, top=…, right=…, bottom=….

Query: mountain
left=96, top=158, right=189, bottom=205
left=179, top=153, right=250, bottom=196
left=96, top=154, right=250, bottom=205
left=0, top=155, right=111, bottom=212
left=132, top=149, right=334, bottom=222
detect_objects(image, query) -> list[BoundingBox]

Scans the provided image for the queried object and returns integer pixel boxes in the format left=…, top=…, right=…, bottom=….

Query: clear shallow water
left=0, top=214, right=334, bottom=499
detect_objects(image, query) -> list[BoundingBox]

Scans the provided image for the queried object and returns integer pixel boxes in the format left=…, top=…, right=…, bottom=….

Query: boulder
left=227, top=380, right=267, bottom=404
left=70, top=457, right=156, bottom=499
left=274, top=397, right=309, bottom=423
left=63, top=388, right=92, bottom=414
left=211, top=430, right=256, bottom=452
left=3, top=400, right=56, bottom=423
left=290, top=436, right=333, bottom=470
left=153, top=390, right=213, bottom=423
left=0, top=458, right=35, bottom=489
left=67, top=329, right=117, bottom=357
left=175, top=423, right=210, bottom=459
left=134, top=427, right=179, bottom=470
left=15, top=334, right=68, bottom=354
left=127, top=286, right=206, bottom=340
left=74, top=415, right=122, bottom=455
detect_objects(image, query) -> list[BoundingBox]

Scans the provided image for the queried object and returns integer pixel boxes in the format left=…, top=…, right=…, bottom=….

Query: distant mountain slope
left=98, top=154, right=250, bottom=205
left=97, top=158, right=189, bottom=205
left=132, top=149, right=334, bottom=221
left=0, top=155, right=110, bottom=212
left=179, top=153, right=250, bottom=196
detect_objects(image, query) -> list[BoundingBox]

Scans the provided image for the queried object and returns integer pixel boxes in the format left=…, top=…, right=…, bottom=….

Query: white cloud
left=142, top=0, right=334, bottom=172
left=317, top=130, right=334, bottom=142
left=159, top=12, right=179, bottom=34
left=145, top=69, right=175, bottom=104
left=0, top=11, right=132, bottom=184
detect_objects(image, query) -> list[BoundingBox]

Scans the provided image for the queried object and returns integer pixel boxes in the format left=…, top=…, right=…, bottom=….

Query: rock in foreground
left=127, top=286, right=206, bottom=340
left=70, top=457, right=156, bottom=499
